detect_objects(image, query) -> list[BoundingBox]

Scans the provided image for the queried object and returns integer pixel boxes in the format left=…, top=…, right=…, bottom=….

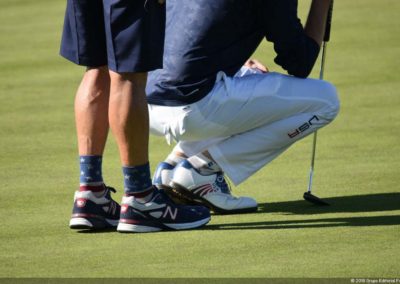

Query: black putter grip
left=324, top=0, right=334, bottom=42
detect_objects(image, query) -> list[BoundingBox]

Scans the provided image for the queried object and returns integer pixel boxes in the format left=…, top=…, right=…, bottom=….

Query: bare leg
left=108, top=71, right=149, bottom=166
left=75, top=66, right=110, bottom=155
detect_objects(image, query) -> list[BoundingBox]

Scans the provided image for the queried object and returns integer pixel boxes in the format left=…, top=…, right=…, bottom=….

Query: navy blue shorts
left=60, top=0, right=165, bottom=72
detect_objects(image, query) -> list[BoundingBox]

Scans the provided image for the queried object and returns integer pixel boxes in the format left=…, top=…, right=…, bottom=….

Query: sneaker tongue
left=153, top=189, right=168, bottom=202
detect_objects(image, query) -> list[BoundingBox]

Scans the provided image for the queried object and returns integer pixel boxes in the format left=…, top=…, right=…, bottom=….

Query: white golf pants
left=149, top=71, right=340, bottom=185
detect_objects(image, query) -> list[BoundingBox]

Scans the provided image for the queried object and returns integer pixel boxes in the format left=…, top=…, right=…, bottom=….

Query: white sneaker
left=152, top=162, right=175, bottom=190
left=169, top=160, right=258, bottom=214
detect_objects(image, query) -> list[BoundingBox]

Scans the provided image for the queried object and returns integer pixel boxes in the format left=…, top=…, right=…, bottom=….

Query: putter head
left=303, top=191, right=330, bottom=206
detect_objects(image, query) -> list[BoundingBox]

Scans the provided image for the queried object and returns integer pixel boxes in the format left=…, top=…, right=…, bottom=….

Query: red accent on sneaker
left=121, top=205, right=129, bottom=213
left=124, top=186, right=156, bottom=198
left=125, top=187, right=155, bottom=198
left=76, top=198, right=87, bottom=208
left=119, top=218, right=142, bottom=225
left=79, top=184, right=105, bottom=192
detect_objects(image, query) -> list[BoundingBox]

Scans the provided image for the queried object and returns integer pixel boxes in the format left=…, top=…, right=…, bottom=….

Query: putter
left=304, top=1, right=334, bottom=206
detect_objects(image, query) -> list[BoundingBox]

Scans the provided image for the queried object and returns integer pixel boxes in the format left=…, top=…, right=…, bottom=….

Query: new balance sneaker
left=117, top=187, right=210, bottom=233
left=69, top=186, right=120, bottom=230
left=169, top=160, right=258, bottom=214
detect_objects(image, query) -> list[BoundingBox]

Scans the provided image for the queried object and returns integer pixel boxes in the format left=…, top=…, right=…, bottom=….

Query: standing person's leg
left=101, top=0, right=210, bottom=233
left=102, top=0, right=158, bottom=201
left=74, top=66, right=110, bottom=194
left=108, top=71, right=152, bottom=193
left=71, top=67, right=121, bottom=229
left=60, top=0, right=121, bottom=230
left=75, top=67, right=110, bottom=157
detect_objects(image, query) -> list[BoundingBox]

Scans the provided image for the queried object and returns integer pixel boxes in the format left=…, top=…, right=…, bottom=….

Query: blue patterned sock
left=79, top=156, right=104, bottom=191
left=123, top=163, right=152, bottom=195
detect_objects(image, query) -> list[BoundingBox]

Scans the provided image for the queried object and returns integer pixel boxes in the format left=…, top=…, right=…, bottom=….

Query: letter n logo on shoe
left=163, top=206, right=178, bottom=220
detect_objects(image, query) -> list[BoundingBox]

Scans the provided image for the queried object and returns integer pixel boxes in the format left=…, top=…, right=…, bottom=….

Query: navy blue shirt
left=147, top=0, right=320, bottom=106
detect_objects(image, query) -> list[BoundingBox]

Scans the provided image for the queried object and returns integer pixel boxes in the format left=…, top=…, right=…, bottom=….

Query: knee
left=110, top=71, right=147, bottom=90
left=78, top=67, right=110, bottom=103
left=85, top=66, right=110, bottom=87
left=320, top=81, right=340, bottom=122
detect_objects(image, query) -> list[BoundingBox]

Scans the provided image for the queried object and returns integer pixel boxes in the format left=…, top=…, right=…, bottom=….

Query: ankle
left=125, top=186, right=155, bottom=203
left=122, top=163, right=152, bottom=193
left=79, top=155, right=105, bottom=194
left=79, top=184, right=106, bottom=197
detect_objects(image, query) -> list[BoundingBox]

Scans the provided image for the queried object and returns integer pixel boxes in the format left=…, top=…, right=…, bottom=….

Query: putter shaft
left=307, top=42, right=328, bottom=193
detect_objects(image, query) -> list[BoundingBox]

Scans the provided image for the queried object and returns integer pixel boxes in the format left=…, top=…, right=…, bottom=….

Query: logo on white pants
left=288, top=115, right=319, bottom=138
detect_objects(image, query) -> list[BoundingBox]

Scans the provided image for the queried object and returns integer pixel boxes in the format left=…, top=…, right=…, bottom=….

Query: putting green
left=0, top=0, right=399, bottom=279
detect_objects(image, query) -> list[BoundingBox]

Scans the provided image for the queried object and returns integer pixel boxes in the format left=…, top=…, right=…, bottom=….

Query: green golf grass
left=1, top=0, right=399, bottom=278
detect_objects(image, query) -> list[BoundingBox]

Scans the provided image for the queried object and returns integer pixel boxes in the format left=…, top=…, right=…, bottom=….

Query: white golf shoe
left=167, top=160, right=258, bottom=214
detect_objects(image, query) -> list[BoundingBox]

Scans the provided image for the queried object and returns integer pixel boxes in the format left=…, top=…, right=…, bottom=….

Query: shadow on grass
left=206, top=215, right=400, bottom=230
left=257, top=192, right=400, bottom=215
left=77, top=228, right=116, bottom=234
left=206, top=193, right=400, bottom=230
